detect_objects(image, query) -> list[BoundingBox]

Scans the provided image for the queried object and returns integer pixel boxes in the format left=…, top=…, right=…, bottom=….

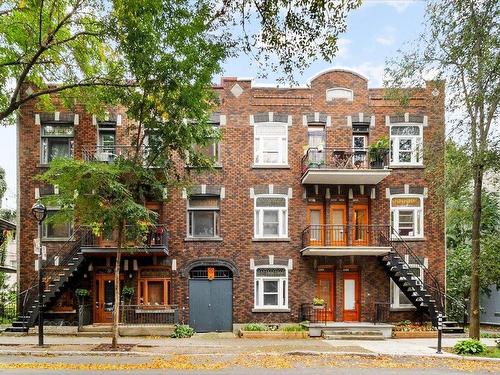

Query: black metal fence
left=300, top=303, right=328, bottom=325
left=373, top=302, right=390, bottom=324
left=119, top=305, right=179, bottom=325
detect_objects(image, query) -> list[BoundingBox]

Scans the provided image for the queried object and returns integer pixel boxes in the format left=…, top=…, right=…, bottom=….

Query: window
left=391, top=265, right=423, bottom=309
left=187, top=196, right=220, bottom=238
left=390, top=196, right=424, bottom=238
left=194, top=142, right=221, bottom=166
left=390, top=125, right=422, bottom=165
left=254, top=123, right=288, bottom=166
left=307, top=125, right=325, bottom=164
left=254, top=267, right=288, bottom=309
left=42, top=210, right=73, bottom=239
left=41, top=125, right=74, bottom=164
left=138, top=280, right=170, bottom=305
left=254, top=195, right=288, bottom=238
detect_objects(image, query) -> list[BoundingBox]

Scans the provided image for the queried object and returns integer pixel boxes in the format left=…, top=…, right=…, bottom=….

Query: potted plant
left=312, top=297, right=325, bottom=309
left=368, top=136, right=389, bottom=169
left=122, top=286, right=135, bottom=305
left=75, top=288, right=90, bottom=305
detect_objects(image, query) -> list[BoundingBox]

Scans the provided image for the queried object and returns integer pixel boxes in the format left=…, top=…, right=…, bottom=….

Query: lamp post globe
left=31, top=202, right=47, bottom=223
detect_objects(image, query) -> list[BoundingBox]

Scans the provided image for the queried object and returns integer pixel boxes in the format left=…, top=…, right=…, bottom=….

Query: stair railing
left=380, top=228, right=445, bottom=316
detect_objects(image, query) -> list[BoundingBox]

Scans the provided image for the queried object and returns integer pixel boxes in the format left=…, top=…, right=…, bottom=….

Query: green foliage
left=171, top=324, right=195, bottom=338
left=312, top=298, right=325, bottom=306
left=453, top=339, right=487, bottom=355
left=243, top=323, right=268, bottom=331
left=0, top=167, right=6, bottom=205
left=122, top=286, right=134, bottom=297
left=368, top=136, right=390, bottom=162
left=75, top=288, right=90, bottom=297
left=281, top=325, right=306, bottom=332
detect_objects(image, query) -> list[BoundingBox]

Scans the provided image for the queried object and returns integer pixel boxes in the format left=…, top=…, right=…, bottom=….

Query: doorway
left=343, top=271, right=360, bottom=321
left=307, top=204, right=324, bottom=246
left=315, top=271, right=335, bottom=321
left=94, top=274, right=116, bottom=323
left=329, top=203, right=347, bottom=246
left=352, top=203, right=369, bottom=246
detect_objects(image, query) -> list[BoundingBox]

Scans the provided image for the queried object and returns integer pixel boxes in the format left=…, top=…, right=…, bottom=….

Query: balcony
left=80, top=224, right=169, bottom=255
left=300, top=224, right=392, bottom=256
left=82, top=145, right=136, bottom=162
left=300, top=147, right=391, bottom=185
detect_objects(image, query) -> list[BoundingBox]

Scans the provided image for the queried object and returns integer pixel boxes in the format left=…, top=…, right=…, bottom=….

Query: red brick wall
left=17, top=69, right=445, bottom=324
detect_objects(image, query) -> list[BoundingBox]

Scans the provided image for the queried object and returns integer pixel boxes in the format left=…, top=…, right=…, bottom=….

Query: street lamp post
left=31, top=202, right=47, bottom=347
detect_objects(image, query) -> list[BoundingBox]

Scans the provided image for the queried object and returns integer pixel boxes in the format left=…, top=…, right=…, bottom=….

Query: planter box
left=393, top=331, right=437, bottom=339
left=238, top=330, right=309, bottom=339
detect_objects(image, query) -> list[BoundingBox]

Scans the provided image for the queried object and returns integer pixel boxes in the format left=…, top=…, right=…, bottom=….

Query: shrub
left=453, top=339, right=487, bottom=355
left=281, top=325, right=306, bottom=332
left=75, top=288, right=90, bottom=297
left=171, top=324, right=195, bottom=338
left=122, top=286, right=135, bottom=297
left=243, top=323, right=268, bottom=331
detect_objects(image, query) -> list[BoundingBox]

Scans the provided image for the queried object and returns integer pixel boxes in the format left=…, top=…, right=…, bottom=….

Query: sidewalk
left=0, top=333, right=497, bottom=360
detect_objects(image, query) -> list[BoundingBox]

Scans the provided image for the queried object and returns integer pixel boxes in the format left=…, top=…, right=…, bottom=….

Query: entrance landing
left=307, top=322, right=394, bottom=338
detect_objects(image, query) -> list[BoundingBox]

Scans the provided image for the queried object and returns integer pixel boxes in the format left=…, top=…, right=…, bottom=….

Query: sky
left=0, top=0, right=427, bottom=210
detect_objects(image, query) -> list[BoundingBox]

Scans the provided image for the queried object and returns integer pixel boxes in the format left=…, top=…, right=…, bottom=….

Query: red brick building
left=13, top=68, right=445, bottom=333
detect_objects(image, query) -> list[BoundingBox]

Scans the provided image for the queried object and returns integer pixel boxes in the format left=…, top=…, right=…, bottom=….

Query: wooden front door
left=307, top=204, right=324, bottom=246
left=315, top=271, right=335, bottom=321
left=343, top=271, right=360, bottom=321
left=329, top=203, right=347, bottom=246
left=352, top=203, right=369, bottom=246
left=94, top=274, right=117, bottom=323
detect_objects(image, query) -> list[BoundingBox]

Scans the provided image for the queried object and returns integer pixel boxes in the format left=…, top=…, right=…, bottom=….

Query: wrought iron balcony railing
left=301, top=224, right=391, bottom=249
left=82, top=145, right=138, bottom=162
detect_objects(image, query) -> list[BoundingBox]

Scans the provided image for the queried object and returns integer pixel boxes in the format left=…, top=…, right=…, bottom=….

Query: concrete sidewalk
left=0, top=333, right=497, bottom=360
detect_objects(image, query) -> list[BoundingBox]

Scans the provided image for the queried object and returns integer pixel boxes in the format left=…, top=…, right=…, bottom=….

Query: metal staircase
left=6, top=228, right=87, bottom=333
left=380, top=229, right=463, bottom=332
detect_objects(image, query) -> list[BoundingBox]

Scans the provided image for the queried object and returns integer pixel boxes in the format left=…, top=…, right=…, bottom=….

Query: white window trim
left=41, top=209, right=74, bottom=240
left=40, top=124, right=75, bottom=164
left=254, top=266, right=288, bottom=310
left=186, top=196, right=221, bottom=239
left=390, top=123, right=423, bottom=166
left=253, top=194, right=288, bottom=239
left=390, top=264, right=424, bottom=309
left=390, top=195, right=424, bottom=239
left=253, top=122, right=288, bottom=166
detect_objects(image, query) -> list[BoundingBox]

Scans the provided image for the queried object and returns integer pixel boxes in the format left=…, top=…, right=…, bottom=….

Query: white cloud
left=362, top=0, right=416, bottom=13
left=375, top=26, right=397, bottom=46
left=350, top=62, right=385, bottom=87
left=336, top=38, right=352, bottom=59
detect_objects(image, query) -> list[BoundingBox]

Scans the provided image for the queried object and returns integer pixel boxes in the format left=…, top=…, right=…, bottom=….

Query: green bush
left=281, top=325, right=306, bottom=332
left=75, top=288, right=90, bottom=297
left=171, top=324, right=195, bottom=338
left=453, top=339, right=487, bottom=355
left=243, top=323, right=268, bottom=331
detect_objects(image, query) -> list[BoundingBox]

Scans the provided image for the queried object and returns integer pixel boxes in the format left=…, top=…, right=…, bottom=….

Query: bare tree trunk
left=469, top=166, right=483, bottom=339
left=111, top=222, right=124, bottom=348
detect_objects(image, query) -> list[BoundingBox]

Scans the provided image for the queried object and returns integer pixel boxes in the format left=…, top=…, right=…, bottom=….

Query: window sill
left=186, top=164, right=222, bottom=169
left=390, top=306, right=417, bottom=312
left=252, top=164, right=290, bottom=169
left=391, top=237, right=426, bottom=242
left=252, top=308, right=290, bottom=313
left=38, top=164, right=50, bottom=168
left=389, top=164, right=425, bottom=169
left=184, top=237, right=223, bottom=242
left=252, top=238, right=291, bottom=242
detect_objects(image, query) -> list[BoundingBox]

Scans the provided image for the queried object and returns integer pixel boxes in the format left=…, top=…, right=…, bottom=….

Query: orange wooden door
left=352, top=204, right=369, bottom=246
left=315, top=272, right=335, bottom=321
left=307, top=204, right=324, bottom=246
left=329, top=204, right=347, bottom=246
left=342, top=272, right=360, bottom=321
left=94, top=274, right=116, bottom=323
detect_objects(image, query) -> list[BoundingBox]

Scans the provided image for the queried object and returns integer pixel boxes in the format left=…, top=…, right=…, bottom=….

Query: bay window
left=41, top=124, right=74, bottom=164
left=254, top=267, right=288, bottom=309
left=254, top=195, right=288, bottom=238
left=391, top=196, right=423, bottom=238
left=254, top=123, right=288, bottom=166
left=390, top=125, right=422, bottom=165
left=187, top=195, right=220, bottom=238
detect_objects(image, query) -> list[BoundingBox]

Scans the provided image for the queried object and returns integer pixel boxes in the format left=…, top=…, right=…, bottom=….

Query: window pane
left=391, top=126, right=420, bottom=136
left=398, top=151, right=412, bottom=163
left=398, top=210, right=414, bottom=236
left=399, top=290, right=412, bottom=305
left=399, top=139, right=412, bottom=150
left=147, top=281, right=164, bottom=305
left=256, top=268, right=286, bottom=277
left=264, top=280, right=278, bottom=293
left=192, top=211, right=215, bottom=237
left=263, top=152, right=279, bottom=164
left=46, top=139, right=71, bottom=162
left=264, top=294, right=278, bottom=305
left=42, top=125, right=74, bottom=137
left=263, top=210, right=279, bottom=235
left=344, top=279, right=355, bottom=310
left=353, top=136, right=366, bottom=149
left=262, top=138, right=278, bottom=151
left=392, top=197, right=421, bottom=207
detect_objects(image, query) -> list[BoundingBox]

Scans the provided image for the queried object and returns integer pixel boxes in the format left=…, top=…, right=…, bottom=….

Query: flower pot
left=312, top=305, right=325, bottom=310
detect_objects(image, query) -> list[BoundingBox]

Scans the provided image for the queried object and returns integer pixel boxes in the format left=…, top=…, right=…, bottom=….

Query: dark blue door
left=189, top=279, right=233, bottom=332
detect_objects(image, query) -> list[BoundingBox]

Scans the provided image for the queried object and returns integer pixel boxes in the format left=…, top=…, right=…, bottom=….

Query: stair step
left=322, top=330, right=384, bottom=336
left=4, top=327, right=29, bottom=333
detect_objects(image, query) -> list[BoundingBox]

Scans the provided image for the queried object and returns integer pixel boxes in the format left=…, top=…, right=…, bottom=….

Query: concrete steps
left=322, top=329, right=385, bottom=341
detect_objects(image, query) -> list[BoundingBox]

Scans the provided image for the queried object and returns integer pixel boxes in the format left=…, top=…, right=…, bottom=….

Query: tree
left=0, top=167, right=6, bottom=206
left=0, top=0, right=360, bottom=125
left=385, top=0, right=500, bottom=339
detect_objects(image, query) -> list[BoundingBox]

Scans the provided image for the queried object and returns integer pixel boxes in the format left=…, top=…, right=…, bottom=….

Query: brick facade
left=17, top=68, right=445, bottom=327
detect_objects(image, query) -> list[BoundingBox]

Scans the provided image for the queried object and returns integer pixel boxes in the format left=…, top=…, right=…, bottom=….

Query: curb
left=0, top=349, right=498, bottom=362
